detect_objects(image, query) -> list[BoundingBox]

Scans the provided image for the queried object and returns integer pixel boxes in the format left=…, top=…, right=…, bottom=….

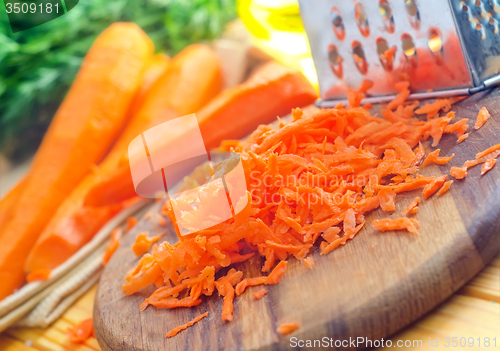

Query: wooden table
left=1, top=254, right=497, bottom=351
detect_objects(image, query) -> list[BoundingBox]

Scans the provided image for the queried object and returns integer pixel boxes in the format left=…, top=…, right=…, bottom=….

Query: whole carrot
left=84, top=61, right=317, bottom=206
left=0, top=23, right=153, bottom=299
left=25, top=44, right=224, bottom=273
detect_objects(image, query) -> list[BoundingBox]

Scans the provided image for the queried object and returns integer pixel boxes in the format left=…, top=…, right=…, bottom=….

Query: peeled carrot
left=0, top=23, right=153, bottom=299
left=0, top=178, right=25, bottom=227
left=25, top=44, right=223, bottom=274
left=277, top=322, right=300, bottom=336
left=165, top=312, right=208, bottom=338
left=475, top=107, right=490, bottom=130
left=84, top=61, right=317, bottom=206
left=67, top=318, right=94, bottom=344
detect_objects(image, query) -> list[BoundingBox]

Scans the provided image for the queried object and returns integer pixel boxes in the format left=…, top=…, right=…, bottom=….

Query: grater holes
left=328, top=44, right=343, bottom=79
left=330, top=7, right=346, bottom=40
left=428, top=29, right=444, bottom=66
left=354, top=3, right=370, bottom=37
left=379, top=0, right=395, bottom=34
left=352, top=41, right=368, bottom=75
left=476, top=22, right=486, bottom=38
left=376, top=38, right=396, bottom=71
left=401, top=33, right=418, bottom=67
left=405, top=0, right=421, bottom=30
left=488, top=17, right=499, bottom=33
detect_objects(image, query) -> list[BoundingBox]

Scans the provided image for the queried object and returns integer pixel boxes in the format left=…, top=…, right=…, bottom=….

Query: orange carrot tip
left=277, top=322, right=300, bottom=336
left=26, top=268, right=51, bottom=283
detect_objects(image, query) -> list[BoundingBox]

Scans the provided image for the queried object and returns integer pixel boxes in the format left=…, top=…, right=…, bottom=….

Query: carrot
left=102, top=228, right=123, bottom=266
left=165, top=312, right=208, bottom=338
left=402, top=197, right=420, bottom=216
left=481, top=159, right=497, bottom=175
left=415, top=98, right=452, bottom=119
left=457, top=133, right=469, bottom=143
left=253, top=289, right=268, bottom=300
left=84, top=62, right=317, bottom=207
left=127, top=217, right=138, bottom=232
left=303, top=256, right=315, bottom=269
left=422, top=175, right=447, bottom=199
left=437, top=180, right=453, bottom=195
left=67, top=318, right=94, bottom=344
left=277, top=322, right=300, bottom=335
left=132, top=232, right=160, bottom=256
left=0, top=23, right=153, bottom=299
left=0, top=178, right=25, bottom=227
left=476, top=143, right=500, bottom=159
left=26, top=268, right=51, bottom=283
left=121, top=87, right=470, bottom=326
left=25, top=44, right=222, bottom=275
left=421, top=149, right=454, bottom=167
left=475, top=107, right=490, bottom=130
left=387, top=81, right=410, bottom=110
left=450, top=166, right=467, bottom=179
left=373, top=218, right=420, bottom=235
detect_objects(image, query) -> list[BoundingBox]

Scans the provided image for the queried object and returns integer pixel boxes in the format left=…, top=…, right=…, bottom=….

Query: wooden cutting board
left=93, top=90, right=500, bottom=351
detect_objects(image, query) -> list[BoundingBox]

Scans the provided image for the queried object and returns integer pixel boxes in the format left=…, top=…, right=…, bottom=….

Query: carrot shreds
left=421, top=149, right=454, bottom=167
left=437, top=180, right=453, bottom=195
left=102, top=228, right=123, bottom=265
left=402, top=197, right=420, bottom=216
left=481, top=159, right=497, bottom=175
left=157, top=214, right=166, bottom=227
left=122, top=94, right=472, bottom=329
left=303, top=256, right=315, bottom=269
left=476, top=143, right=500, bottom=159
left=450, top=166, right=467, bottom=180
left=165, top=312, right=209, bottom=338
left=126, top=216, right=138, bottom=232
left=457, top=133, right=469, bottom=143
left=67, top=318, right=94, bottom=344
left=475, top=107, right=490, bottom=130
left=253, top=289, right=268, bottom=300
left=373, top=218, right=420, bottom=235
left=277, top=322, right=300, bottom=336
left=132, top=232, right=161, bottom=256
left=422, top=175, right=447, bottom=199
left=26, top=268, right=51, bottom=283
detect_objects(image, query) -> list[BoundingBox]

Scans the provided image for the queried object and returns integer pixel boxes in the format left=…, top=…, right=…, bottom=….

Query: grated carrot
left=476, top=143, right=500, bottom=159
left=402, top=197, right=420, bottom=216
left=437, top=180, right=453, bottom=195
left=132, top=232, right=160, bottom=256
left=457, top=133, right=469, bottom=143
left=126, top=217, right=138, bottom=232
left=165, top=312, right=208, bottom=338
left=102, top=228, right=122, bottom=265
left=303, top=256, right=315, bottom=269
left=253, top=289, right=268, bottom=300
left=421, top=149, right=454, bottom=167
left=475, top=107, right=490, bottom=130
left=277, top=322, right=300, bottom=336
left=67, top=318, right=94, bottom=344
left=373, top=218, right=420, bottom=235
left=481, top=159, right=497, bottom=175
left=121, top=91, right=476, bottom=328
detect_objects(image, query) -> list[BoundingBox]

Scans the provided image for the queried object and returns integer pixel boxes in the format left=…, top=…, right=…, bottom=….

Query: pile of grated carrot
left=121, top=81, right=499, bottom=336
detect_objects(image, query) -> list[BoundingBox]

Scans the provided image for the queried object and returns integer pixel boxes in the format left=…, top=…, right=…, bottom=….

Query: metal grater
left=298, top=0, right=500, bottom=107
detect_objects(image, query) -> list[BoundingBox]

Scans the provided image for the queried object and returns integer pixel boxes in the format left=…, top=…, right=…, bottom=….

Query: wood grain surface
left=94, top=90, right=500, bottom=351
